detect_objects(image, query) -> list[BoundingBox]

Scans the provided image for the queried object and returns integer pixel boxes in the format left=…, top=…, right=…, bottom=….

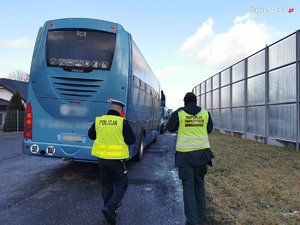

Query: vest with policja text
left=91, top=115, right=129, bottom=159
left=176, top=109, right=210, bottom=152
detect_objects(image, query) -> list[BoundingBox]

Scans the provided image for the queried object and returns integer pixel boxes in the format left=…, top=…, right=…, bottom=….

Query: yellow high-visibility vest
left=91, top=115, right=129, bottom=159
left=176, top=109, right=210, bottom=152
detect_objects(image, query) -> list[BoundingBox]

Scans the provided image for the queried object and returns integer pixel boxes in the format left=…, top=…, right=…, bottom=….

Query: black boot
left=102, top=207, right=116, bottom=225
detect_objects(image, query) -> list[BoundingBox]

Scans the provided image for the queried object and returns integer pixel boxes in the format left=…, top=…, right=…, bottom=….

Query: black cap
left=183, top=92, right=197, bottom=102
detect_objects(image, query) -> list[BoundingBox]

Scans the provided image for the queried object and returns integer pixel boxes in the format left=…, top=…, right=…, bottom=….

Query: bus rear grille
left=51, top=76, right=103, bottom=100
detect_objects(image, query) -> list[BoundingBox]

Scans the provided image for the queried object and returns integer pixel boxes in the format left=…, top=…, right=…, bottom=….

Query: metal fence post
left=17, top=110, right=19, bottom=131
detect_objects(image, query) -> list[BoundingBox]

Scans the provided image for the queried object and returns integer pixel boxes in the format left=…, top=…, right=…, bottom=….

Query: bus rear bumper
left=23, top=139, right=98, bottom=162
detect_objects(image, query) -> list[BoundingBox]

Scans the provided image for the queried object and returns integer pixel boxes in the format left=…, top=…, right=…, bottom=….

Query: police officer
left=166, top=92, right=214, bottom=225
left=88, top=99, right=135, bottom=225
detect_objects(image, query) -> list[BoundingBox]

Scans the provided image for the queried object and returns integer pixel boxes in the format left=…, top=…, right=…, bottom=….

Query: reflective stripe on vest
left=91, top=115, right=129, bottom=159
left=176, top=109, right=210, bottom=152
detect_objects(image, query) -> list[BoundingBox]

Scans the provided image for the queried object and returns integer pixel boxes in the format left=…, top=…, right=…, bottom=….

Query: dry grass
left=206, top=131, right=300, bottom=225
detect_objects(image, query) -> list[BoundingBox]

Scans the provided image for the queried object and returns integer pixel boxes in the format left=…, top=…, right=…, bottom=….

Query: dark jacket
left=88, top=109, right=135, bottom=145
left=166, top=102, right=214, bottom=167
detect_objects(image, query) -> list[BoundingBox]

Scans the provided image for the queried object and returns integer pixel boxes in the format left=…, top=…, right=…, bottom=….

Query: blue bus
left=23, top=18, right=161, bottom=162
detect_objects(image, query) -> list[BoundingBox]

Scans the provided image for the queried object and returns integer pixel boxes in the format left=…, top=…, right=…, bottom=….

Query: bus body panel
left=23, top=18, right=160, bottom=162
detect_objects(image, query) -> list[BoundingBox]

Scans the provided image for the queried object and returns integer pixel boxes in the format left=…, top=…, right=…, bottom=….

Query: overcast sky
left=0, top=0, right=299, bottom=109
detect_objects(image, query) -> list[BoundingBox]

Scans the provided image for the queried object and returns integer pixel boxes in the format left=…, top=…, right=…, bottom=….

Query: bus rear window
left=47, top=29, right=116, bottom=71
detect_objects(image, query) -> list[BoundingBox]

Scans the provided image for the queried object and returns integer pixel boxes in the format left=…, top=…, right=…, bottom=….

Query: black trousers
left=178, top=164, right=207, bottom=225
left=98, top=158, right=129, bottom=211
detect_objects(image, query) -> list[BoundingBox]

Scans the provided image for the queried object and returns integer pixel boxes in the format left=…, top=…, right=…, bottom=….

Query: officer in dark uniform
left=88, top=99, right=135, bottom=225
left=166, top=92, right=214, bottom=225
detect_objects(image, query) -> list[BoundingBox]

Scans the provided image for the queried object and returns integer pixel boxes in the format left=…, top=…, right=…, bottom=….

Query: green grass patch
left=206, top=131, right=300, bottom=225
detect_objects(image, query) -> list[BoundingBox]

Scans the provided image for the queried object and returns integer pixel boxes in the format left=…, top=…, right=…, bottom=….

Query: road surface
left=0, top=132, right=185, bottom=225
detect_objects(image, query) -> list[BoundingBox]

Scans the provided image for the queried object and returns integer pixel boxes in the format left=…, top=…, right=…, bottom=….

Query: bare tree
left=8, top=70, right=29, bottom=82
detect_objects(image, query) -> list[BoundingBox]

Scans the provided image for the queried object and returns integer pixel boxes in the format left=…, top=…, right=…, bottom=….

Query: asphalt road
left=0, top=132, right=185, bottom=225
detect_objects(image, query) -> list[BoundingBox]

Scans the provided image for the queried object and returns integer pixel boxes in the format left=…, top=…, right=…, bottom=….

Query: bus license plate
left=61, top=134, right=83, bottom=142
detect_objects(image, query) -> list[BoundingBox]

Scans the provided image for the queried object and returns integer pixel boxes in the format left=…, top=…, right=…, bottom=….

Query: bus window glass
left=47, top=29, right=116, bottom=71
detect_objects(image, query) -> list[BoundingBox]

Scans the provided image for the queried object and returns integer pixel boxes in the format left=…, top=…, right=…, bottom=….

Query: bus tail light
left=24, top=102, right=32, bottom=139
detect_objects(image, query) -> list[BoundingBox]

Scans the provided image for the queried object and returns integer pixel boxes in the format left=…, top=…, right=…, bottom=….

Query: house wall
left=0, top=111, right=7, bottom=130
left=0, top=85, right=26, bottom=107
left=0, top=86, right=13, bottom=102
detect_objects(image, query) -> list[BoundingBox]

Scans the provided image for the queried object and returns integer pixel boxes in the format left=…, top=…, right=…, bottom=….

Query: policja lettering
left=184, top=115, right=204, bottom=127
left=99, top=119, right=118, bottom=126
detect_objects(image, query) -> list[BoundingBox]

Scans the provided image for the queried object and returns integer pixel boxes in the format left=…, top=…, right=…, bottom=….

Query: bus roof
left=43, top=18, right=126, bottom=33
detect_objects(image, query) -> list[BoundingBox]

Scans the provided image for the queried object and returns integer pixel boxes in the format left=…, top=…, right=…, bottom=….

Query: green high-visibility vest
left=91, top=115, right=129, bottom=159
left=176, top=109, right=210, bottom=152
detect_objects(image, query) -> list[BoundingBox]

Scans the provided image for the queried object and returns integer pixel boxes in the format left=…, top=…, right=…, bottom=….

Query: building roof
left=0, top=78, right=28, bottom=101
